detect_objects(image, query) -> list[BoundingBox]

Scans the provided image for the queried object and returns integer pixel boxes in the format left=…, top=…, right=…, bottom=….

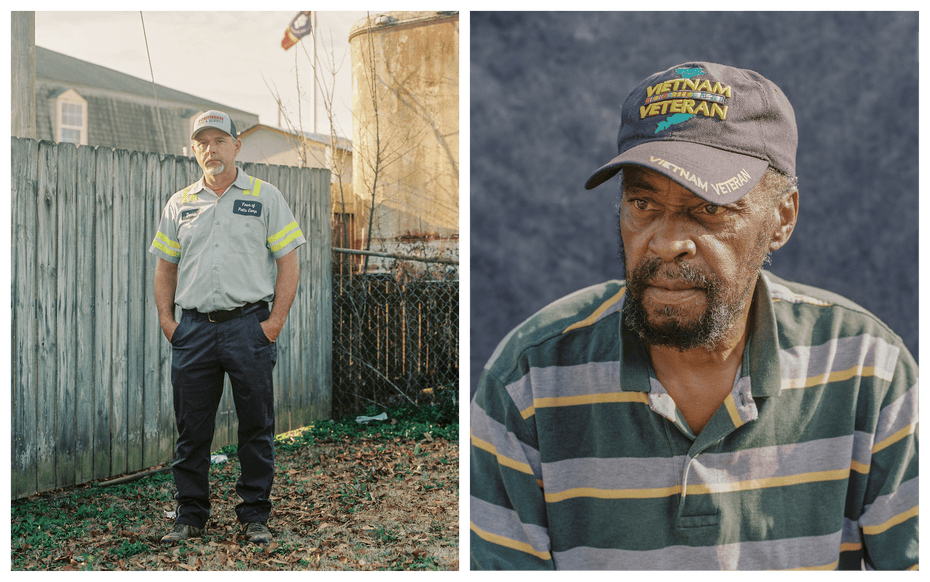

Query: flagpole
left=312, top=11, right=318, bottom=134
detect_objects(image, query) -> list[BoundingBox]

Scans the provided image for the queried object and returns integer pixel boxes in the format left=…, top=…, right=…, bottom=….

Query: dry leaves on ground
left=11, top=433, right=458, bottom=571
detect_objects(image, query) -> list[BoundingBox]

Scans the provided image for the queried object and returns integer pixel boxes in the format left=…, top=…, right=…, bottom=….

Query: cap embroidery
left=710, top=169, right=752, bottom=197
left=639, top=67, right=732, bottom=133
left=649, top=156, right=709, bottom=192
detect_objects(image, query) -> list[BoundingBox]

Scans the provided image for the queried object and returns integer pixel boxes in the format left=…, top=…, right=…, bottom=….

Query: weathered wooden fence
left=11, top=138, right=332, bottom=499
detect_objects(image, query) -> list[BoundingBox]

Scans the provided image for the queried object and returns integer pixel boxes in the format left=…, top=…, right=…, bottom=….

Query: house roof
left=36, top=46, right=254, bottom=117
left=239, top=123, right=353, bottom=152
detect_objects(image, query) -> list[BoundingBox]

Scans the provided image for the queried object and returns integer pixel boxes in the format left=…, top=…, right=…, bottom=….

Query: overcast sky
left=34, top=11, right=368, bottom=139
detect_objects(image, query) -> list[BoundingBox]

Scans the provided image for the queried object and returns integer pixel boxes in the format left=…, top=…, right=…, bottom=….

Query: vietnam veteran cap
left=191, top=110, right=239, bottom=140
left=584, top=62, right=797, bottom=205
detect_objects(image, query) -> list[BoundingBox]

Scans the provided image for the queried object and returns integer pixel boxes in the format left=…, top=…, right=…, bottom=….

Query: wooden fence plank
left=279, top=164, right=297, bottom=430
left=298, top=167, right=311, bottom=424
left=110, top=148, right=131, bottom=476
left=93, top=147, right=114, bottom=480
left=157, top=154, right=178, bottom=464
left=55, top=142, right=78, bottom=489
left=142, top=152, right=163, bottom=469
left=126, top=150, right=146, bottom=473
left=320, top=170, right=333, bottom=419
left=11, top=137, right=39, bottom=499
left=296, top=167, right=312, bottom=426
left=295, top=169, right=311, bottom=427
left=36, top=141, right=59, bottom=493
left=310, top=168, right=332, bottom=420
left=74, top=145, right=96, bottom=485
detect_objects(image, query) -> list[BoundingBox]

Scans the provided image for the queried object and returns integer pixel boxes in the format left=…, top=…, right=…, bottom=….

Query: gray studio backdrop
left=470, top=11, right=918, bottom=396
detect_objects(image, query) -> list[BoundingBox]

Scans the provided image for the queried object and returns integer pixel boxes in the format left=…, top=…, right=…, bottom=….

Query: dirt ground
left=11, top=434, right=459, bottom=571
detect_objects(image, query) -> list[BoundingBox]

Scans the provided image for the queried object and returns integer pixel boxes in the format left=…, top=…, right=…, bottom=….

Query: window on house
left=56, top=90, right=88, bottom=145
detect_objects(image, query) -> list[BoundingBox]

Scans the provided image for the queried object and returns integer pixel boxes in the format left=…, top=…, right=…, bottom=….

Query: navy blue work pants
left=170, top=304, right=277, bottom=529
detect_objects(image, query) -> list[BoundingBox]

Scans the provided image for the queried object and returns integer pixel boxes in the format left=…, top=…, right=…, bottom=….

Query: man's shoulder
left=484, top=280, right=627, bottom=380
left=166, top=180, right=202, bottom=204
left=762, top=271, right=906, bottom=345
left=234, top=169, right=285, bottom=199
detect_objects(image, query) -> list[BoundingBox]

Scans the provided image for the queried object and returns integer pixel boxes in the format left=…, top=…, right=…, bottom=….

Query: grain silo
left=349, top=11, right=459, bottom=273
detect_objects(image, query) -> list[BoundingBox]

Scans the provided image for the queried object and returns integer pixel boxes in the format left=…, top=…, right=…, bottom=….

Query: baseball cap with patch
left=584, top=62, right=797, bottom=205
left=191, top=110, right=238, bottom=140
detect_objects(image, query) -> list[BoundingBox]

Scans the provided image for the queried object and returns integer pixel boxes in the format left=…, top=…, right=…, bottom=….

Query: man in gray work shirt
left=150, top=110, right=305, bottom=545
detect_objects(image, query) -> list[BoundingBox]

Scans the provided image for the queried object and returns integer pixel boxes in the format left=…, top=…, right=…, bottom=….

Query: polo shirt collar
left=189, top=167, right=250, bottom=195
left=743, top=271, right=782, bottom=398
left=618, top=270, right=784, bottom=399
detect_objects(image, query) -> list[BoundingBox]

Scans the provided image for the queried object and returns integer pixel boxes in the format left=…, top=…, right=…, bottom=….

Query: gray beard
left=618, top=235, right=768, bottom=352
left=204, top=162, right=226, bottom=176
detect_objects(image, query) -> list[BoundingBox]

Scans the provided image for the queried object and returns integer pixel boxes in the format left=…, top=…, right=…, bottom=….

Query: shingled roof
left=35, top=46, right=258, bottom=155
left=36, top=46, right=253, bottom=115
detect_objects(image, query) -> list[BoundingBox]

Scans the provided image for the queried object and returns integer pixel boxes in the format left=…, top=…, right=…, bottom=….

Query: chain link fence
left=331, top=249, right=459, bottom=421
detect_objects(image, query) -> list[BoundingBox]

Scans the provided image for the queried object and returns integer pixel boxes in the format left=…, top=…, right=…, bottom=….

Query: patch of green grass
left=371, top=525, right=399, bottom=544
left=110, top=540, right=149, bottom=559
left=279, top=399, right=458, bottom=448
left=408, top=555, right=443, bottom=570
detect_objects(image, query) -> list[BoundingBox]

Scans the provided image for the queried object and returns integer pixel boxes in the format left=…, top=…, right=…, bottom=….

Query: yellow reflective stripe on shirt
left=155, top=231, right=180, bottom=249
left=243, top=177, right=262, bottom=197
left=180, top=186, right=198, bottom=204
left=267, top=221, right=303, bottom=253
left=269, top=229, right=304, bottom=253
left=152, top=231, right=181, bottom=257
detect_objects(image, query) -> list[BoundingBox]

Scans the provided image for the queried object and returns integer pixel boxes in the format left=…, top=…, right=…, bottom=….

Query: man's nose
left=648, top=215, right=697, bottom=262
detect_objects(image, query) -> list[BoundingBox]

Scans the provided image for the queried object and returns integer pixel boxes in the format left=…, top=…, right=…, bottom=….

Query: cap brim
left=584, top=141, right=770, bottom=205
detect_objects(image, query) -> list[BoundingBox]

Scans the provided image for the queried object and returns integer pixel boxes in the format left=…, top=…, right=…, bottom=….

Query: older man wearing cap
left=150, top=110, right=306, bottom=545
left=470, top=63, right=918, bottom=570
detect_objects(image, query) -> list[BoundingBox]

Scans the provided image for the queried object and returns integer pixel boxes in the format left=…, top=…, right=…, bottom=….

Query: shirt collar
left=742, top=271, right=782, bottom=398
left=190, top=167, right=250, bottom=195
left=619, top=270, right=783, bottom=398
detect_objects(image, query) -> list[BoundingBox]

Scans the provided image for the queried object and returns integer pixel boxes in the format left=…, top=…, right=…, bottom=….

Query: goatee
left=619, top=239, right=768, bottom=352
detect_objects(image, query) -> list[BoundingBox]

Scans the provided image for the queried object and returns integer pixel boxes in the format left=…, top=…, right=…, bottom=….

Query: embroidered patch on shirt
left=233, top=200, right=262, bottom=217
left=180, top=208, right=200, bottom=221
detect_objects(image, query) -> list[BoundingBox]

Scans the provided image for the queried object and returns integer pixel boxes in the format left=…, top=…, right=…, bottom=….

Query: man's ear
left=769, top=189, right=799, bottom=251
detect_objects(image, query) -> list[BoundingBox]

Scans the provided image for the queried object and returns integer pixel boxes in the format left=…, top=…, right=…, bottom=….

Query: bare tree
left=353, top=12, right=429, bottom=274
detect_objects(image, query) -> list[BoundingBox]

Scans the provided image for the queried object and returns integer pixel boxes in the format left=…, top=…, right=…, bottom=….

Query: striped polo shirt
left=149, top=168, right=306, bottom=313
left=470, top=271, right=918, bottom=570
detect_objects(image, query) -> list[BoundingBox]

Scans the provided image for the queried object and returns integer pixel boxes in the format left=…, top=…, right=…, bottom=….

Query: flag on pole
left=281, top=11, right=312, bottom=50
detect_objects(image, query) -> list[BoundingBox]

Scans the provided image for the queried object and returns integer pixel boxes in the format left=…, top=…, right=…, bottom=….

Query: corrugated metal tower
left=349, top=11, right=459, bottom=270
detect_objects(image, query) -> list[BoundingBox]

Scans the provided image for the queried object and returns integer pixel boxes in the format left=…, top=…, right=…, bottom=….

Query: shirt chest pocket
left=227, top=218, right=264, bottom=255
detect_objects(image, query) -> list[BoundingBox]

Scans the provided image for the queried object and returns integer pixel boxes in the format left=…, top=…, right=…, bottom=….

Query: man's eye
left=631, top=199, right=650, bottom=211
left=704, top=204, right=727, bottom=216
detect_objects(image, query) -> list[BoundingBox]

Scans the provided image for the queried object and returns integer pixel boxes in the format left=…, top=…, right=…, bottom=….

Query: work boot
left=241, top=521, right=273, bottom=544
left=160, top=522, right=203, bottom=545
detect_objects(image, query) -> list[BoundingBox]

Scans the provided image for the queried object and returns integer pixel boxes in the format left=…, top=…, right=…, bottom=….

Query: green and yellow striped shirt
left=471, top=271, right=918, bottom=570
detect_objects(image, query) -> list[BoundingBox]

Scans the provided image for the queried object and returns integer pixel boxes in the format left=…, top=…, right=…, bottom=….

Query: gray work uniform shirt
left=149, top=168, right=306, bottom=313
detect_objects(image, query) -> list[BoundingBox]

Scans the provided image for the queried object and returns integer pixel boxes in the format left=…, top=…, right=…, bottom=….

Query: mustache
left=629, top=257, right=716, bottom=290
